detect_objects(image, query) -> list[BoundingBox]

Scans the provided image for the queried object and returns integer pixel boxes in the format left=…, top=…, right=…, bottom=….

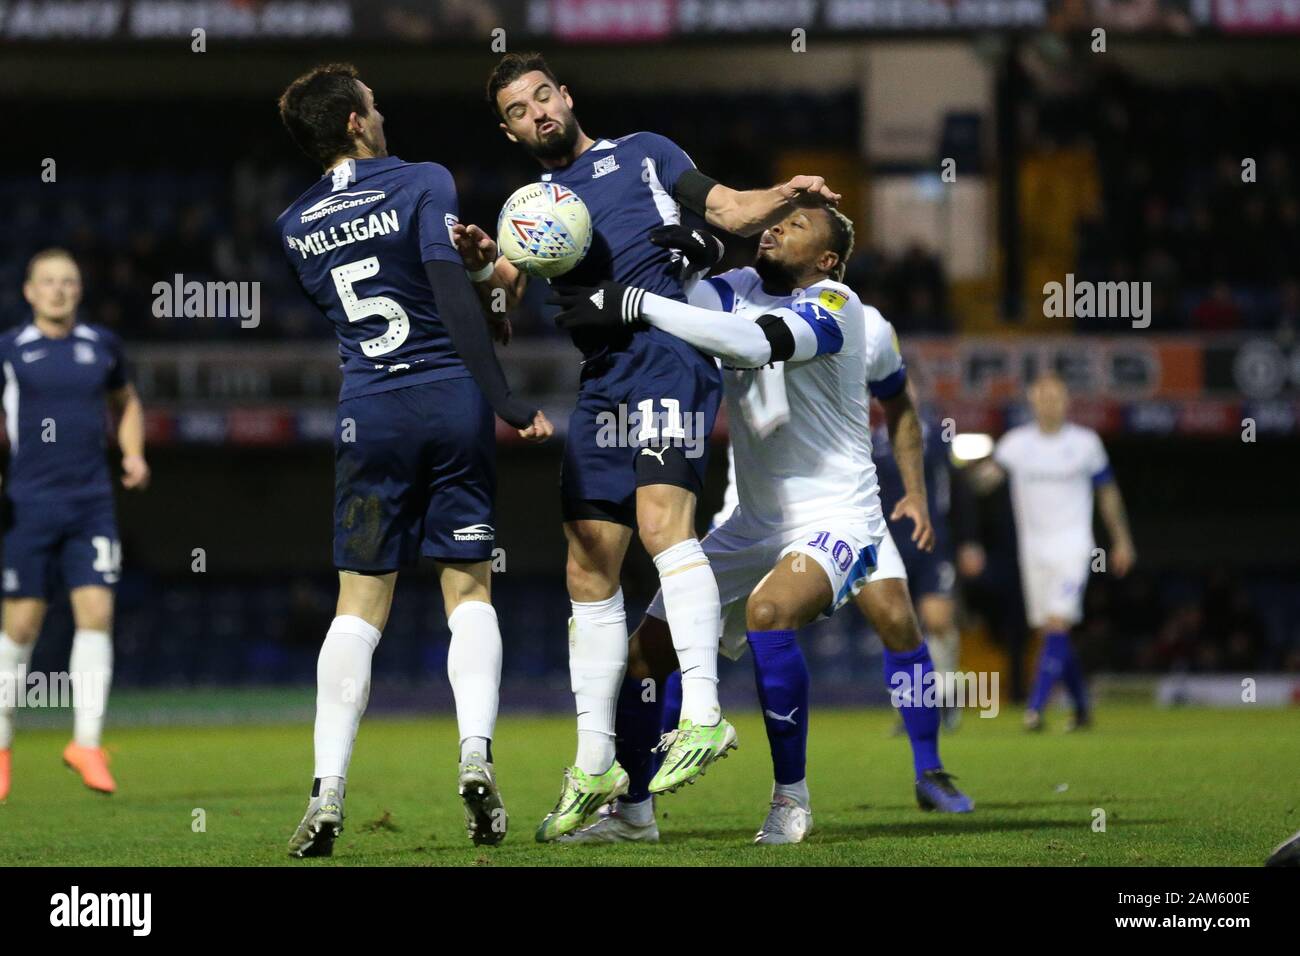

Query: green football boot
left=535, top=763, right=629, bottom=843
left=648, top=717, right=738, bottom=795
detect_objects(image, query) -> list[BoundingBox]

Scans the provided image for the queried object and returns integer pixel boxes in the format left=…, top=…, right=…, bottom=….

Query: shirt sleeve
left=1088, top=431, right=1113, bottom=485
left=415, top=163, right=464, bottom=266
left=784, top=284, right=855, bottom=361
left=637, top=132, right=698, bottom=198
left=105, top=331, right=130, bottom=390
left=866, top=313, right=906, bottom=399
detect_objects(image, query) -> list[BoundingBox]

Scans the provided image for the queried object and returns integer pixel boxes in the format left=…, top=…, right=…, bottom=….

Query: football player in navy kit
left=0, top=248, right=150, bottom=801
left=276, top=63, right=551, bottom=855
left=455, top=52, right=843, bottom=840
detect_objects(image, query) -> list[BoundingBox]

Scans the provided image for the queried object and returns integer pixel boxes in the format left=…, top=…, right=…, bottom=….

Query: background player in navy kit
left=871, top=380, right=969, bottom=729
left=455, top=52, right=843, bottom=839
left=276, top=64, right=551, bottom=856
left=0, top=248, right=150, bottom=802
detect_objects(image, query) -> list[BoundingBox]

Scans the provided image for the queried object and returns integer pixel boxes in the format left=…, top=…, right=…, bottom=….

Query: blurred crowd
left=1026, top=70, right=1300, bottom=334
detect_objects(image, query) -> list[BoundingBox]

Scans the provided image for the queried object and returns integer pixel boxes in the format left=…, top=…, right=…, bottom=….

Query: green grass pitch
left=1, top=702, right=1297, bottom=866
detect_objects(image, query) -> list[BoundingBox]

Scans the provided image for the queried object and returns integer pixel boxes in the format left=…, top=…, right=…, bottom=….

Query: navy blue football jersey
left=277, top=156, right=471, bottom=401
left=0, top=323, right=128, bottom=502
left=540, top=132, right=698, bottom=359
left=873, top=415, right=952, bottom=525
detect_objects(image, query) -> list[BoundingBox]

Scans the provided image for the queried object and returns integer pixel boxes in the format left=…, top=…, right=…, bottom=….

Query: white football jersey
left=696, top=267, right=904, bottom=534
left=993, top=421, right=1110, bottom=555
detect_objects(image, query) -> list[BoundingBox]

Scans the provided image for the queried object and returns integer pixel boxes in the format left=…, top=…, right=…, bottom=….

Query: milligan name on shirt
left=286, top=209, right=400, bottom=259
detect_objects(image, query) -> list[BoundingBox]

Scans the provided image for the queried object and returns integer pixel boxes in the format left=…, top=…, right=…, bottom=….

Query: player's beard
left=526, top=117, right=580, bottom=162
left=754, top=252, right=799, bottom=294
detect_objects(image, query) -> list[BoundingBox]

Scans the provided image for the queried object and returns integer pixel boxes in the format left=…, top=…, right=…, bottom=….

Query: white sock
left=775, top=778, right=811, bottom=808
left=569, top=588, right=627, bottom=774
left=0, top=634, right=34, bottom=750
left=446, top=601, right=502, bottom=762
left=926, top=627, right=961, bottom=702
left=652, top=539, right=721, bottom=726
left=313, top=615, right=381, bottom=780
left=69, top=629, right=112, bottom=749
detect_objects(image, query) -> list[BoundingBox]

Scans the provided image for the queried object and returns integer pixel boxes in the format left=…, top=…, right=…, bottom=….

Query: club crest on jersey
left=74, top=343, right=96, bottom=364
left=818, top=288, right=848, bottom=312
left=591, top=155, right=620, bottom=179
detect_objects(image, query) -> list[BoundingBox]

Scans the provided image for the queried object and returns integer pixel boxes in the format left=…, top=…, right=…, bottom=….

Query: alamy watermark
left=890, top=665, right=1000, bottom=718
left=1043, top=274, right=1151, bottom=329
left=152, top=274, right=260, bottom=328
left=595, top=399, right=709, bottom=460
left=0, top=667, right=107, bottom=716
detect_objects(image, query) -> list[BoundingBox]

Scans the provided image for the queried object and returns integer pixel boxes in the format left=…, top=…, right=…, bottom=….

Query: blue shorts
left=899, top=529, right=956, bottom=599
left=333, top=377, right=496, bottom=572
left=2, top=495, right=120, bottom=598
left=561, top=331, right=722, bottom=527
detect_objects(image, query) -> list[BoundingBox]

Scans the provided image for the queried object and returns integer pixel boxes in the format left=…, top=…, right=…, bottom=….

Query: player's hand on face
left=451, top=223, right=498, bottom=272
left=121, top=454, right=150, bottom=490
left=548, top=279, right=642, bottom=330
left=890, top=494, right=935, bottom=551
left=1111, top=540, right=1136, bottom=577
left=957, top=542, right=986, bottom=579
left=518, top=409, right=553, bottom=443
left=780, top=175, right=842, bottom=208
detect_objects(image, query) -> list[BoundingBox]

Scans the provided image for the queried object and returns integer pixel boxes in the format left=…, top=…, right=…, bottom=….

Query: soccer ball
left=496, top=182, right=592, bottom=279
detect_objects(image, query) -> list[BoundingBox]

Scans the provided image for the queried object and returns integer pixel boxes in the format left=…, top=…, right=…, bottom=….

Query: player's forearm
left=1097, top=481, right=1134, bottom=548
left=471, top=256, right=526, bottom=312
left=884, top=396, right=928, bottom=506
left=117, top=395, right=146, bottom=459
left=704, top=184, right=797, bottom=238
left=426, top=260, right=536, bottom=429
left=639, top=292, right=773, bottom=367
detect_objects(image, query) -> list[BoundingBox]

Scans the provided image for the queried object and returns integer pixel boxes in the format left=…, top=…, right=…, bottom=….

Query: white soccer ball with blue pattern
left=496, top=182, right=592, bottom=279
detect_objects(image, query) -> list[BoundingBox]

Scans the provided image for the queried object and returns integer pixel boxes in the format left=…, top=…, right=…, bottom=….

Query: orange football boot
left=63, top=741, right=116, bottom=794
left=0, top=749, right=10, bottom=802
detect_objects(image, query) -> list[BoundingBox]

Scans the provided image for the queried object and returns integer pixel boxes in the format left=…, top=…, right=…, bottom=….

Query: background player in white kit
left=554, top=206, right=968, bottom=842
left=974, top=372, right=1136, bottom=730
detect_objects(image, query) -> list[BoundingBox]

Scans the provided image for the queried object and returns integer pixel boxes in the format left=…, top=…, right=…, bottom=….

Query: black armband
left=757, top=313, right=796, bottom=363
left=672, top=169, right=720, bottom=217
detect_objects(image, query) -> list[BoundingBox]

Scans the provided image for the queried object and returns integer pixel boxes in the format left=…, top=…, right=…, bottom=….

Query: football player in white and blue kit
left=457, top=53, right=844, bottom=841
left=0, top=248, right=150, bottom=802
left=276, top=64, right=552, bottom=855
left=975, top=372, right=1136, bottom=731
left=552, top=205, right=953, bottom=842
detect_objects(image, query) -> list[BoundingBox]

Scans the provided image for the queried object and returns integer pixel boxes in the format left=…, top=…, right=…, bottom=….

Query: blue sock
left=1056, top=634, right=1088, bottom=716
left=650, top=670, right=684, bottom=779
left=1028, top=631, right=1071, bottom=713
left=615, top=674, right=664, bottom=803
left=884, top=643, right=942, bottom=777
left=747, top=629, right=809, bottom=786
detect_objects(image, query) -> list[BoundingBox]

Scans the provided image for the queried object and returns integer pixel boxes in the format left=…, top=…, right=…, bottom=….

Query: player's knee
left=746, top=594, right=797, bottom=632
left=3, top=622, right=40, bottom=645
left=876, top=602, right=923, bottom=651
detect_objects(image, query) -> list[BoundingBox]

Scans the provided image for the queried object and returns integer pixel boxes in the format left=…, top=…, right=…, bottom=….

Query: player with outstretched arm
left=455, top=52, right=843, bottom=841
left=275, top=63, right=551, bottom=855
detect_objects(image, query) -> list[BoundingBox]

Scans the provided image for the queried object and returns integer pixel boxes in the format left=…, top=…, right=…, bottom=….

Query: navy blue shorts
left=561, top=331, right=722, bottom=527
left=2, top=495, right=120, bottom=598
left=898, top=528, right=956, bottom=600
left=333, top=377, right=496, bottom=572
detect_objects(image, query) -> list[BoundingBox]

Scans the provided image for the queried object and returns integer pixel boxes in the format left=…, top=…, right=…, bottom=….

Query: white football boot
left=288, top=785, right=344, bottom=858
left=754, top=794, right=813, bottom=845
left=557, top=797, right=660, bottom=844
